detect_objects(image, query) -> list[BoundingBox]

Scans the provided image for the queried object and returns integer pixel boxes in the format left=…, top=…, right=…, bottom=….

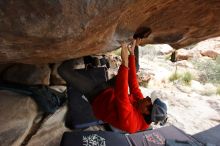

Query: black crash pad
left=60, top=125, right=203, bottom=146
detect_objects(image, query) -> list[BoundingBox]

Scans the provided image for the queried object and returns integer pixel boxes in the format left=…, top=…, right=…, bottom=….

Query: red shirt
left=92, top=55, right=149, bottom=133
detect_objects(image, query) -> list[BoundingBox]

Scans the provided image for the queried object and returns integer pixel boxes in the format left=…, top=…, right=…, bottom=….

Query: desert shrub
left=112, top=48, right=121, bottom=56
left=164, top=54, right=171, bottom=61
left=169, top=71, right=193, bottom=85
left=217, top=86, right=220, bottom=95
left=169, top=72, right=181, bottom=82
left=192, top=56, right=220, bottom=84
left=216, top=55, right=220, bottom=63
left=140, top=81, right=149, bottom=88
left=140, top=45, right=158, bottom=60
left=181, top=71, right=193, bottom=85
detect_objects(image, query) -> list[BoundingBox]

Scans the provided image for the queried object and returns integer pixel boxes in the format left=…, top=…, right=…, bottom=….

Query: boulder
left=49, top=85, right=66, bottom=93
left=192, top=37, right=220, bottom=59
left=1, top=0, right=220, bottom=64
left=176, top=49, right=193, bottom=61
left=27, top=106, right=69, bottom=146
left=0, top=90, right=38, bottom=146
left=158, top=44, right=174, bottom=55
left=0, top=64, right=13, bottom=81
left=2, top=64, right=51, bottom=85
left=26, top=85, right=66, bottom=146
left=200, top=49, right=220, bottom=59
left=0, top=64, right=12, bottom=75
left=50, top=63, right=66, bottom=85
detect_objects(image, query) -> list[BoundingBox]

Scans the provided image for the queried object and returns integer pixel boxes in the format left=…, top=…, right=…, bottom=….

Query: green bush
left=216, top=55, right=220, bottom=63
left=169, top=71, right=193, bottom=86
left=192, top=57, right=220, bottom=84
left=112, top=48, right=121, bottom=56
left=164, top=54, right=171, bottom=61
left=169, top=72, right=181, bottom=82
left=140, top=45, right=158, bottom=60
left=217, top=86, right=220, bottom=95
left=181, top=72, right=193, bottom=85
left=140, top=81, right=149, bottom=88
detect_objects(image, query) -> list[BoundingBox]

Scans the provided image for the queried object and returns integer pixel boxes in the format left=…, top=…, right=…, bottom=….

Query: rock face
left=2, top=64, right=51, bottom=85
left=27, top=106, right=68, bottom=146
left=50, top=63, right=66, bottom=85
left=0, top=0, right=220, bottom=64
left=201, top=49, right=220, bottom=59
left=176, top=49, right=193, bottom=61
left=0, top=90, right=38, bottom=146
left=193, top=37, right=220, bottom=59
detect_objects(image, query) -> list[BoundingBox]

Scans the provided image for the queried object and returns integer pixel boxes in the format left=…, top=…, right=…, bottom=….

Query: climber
left=58, top=39, right=167, bottom=133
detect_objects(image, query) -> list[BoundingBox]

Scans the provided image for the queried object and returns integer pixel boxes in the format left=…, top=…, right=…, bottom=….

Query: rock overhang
left=0, top=0, right=220, bottom=64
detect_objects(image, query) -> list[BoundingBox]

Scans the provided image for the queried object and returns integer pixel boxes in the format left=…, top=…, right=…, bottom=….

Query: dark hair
left=133, top=27, right=152, bottom=39
left=143, top=105, right=153, bottom=124
left=143, top=114, right=152, bottom=124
